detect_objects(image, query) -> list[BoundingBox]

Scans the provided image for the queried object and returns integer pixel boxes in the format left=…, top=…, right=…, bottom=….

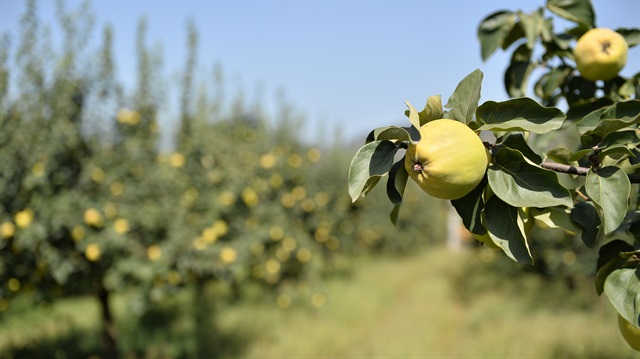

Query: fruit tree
left=348, top=0, right=639, bottom=351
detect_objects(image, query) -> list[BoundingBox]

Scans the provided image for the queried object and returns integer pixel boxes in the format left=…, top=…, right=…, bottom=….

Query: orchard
left=0, top=0, right=639, bottom=357
left=0, top=1, right=443, bottom=357
left=349, top=0, right=639, bottom=351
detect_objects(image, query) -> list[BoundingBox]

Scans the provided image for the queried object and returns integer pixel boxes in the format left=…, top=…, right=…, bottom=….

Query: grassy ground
left=1, top=247, right=636, bottom=358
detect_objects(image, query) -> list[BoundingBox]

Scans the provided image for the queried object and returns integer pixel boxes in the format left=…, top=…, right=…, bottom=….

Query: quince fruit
left=618, top=314, right=640, bottom=351
left=404, top=119, right=489, bottom=200
left=574, top=28, right=628, bottom=81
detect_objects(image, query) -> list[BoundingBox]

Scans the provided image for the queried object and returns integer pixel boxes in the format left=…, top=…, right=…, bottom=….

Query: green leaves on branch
left=577, top=100, right=640, bottom=137
left=479, top=0, right=639, bottom=108
left=347, top=68, right=638, bottom=279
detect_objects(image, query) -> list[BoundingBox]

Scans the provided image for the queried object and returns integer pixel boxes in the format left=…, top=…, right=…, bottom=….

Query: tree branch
left=541, top=161, right=640, bottom=183
left=540, top=161, right=589, bottom=176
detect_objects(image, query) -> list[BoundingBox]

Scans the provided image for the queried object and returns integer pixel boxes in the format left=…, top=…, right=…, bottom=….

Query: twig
left=541, top=161, right=640, bottom=183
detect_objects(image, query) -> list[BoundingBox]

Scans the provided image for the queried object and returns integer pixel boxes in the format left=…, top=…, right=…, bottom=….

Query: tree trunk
left=194, top=278, right=217, bottom=358
left=97, top=280, right=118, bottom=359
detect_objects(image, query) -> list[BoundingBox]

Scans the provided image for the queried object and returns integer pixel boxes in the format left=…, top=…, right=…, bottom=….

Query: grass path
left=1, top=247, right=637, bottom=358
left=220, top=248, right=636, bottom=358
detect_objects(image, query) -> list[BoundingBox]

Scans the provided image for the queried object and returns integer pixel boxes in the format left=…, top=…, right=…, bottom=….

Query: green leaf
left=477, top=97, right=566, bottom=134
left=534, top=66, right=573, bottom=102
left=444, top=69, right=483, bottom=125
left=585, top=167, right=630, bottom=234
left=406, top=95, right=445, bottom=127
left=348, top=140, right=399, bottom=202
left=531, top=207, right=582, bottom=234
left=451, top=176, right=487, bottom=235
left=386, top=160, right=408, bottom=206
left=600, top=144, right=635, bottom=160
left=584, top=100, right=640, bottom=138
left=478, top=11, right=517, bottom=61
left=499, top=133, right=543, bottom=164
left=390, top=205, right=401, bottom=226
left=546, top=147, right=575, bottom=165
left=366, top=126, right=420, bottom=144
left=616, top=28, right=640, bottom=48
left=502, top=21, right=525, bottom=50
left=604, top=267, right=640, bottom=327
left=570, top=201, right=601, bottom=247
left=485, top=195, right=533, bottom=265
left=596, top=240, right=634, bottom=295
left=518, top=8, right=545, bottom=50
left=576, top=106, right=608, bottom=135
left=488, top=147, right=573, bottom=208
left=568, top=148, right=593, bottom=162
left=566, top=97, right=614, bottom=122
left=405, top=101, right=422, bottom=130
left=546, top=0, right=595, bottom=29
left=504, top=58, right=535, bottom=98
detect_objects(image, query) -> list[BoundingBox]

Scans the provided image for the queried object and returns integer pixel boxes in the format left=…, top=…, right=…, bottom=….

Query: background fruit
left=618, top=314, right=640, bottom=351
left=574, top=28, right=628, bottom=81
left=404, top=119, right=489, bottom=200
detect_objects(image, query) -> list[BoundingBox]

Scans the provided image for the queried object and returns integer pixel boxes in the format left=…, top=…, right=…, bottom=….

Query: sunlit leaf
left=583, top=100, right=640, bottom=138
left=366, top=126, right=419, bottom=144
left=445, top=69, right=483, bottom=125
left=585, top=167, right=630, bottom=234
left=477, top=97, right=566, bottom=134
left=405, top=101, right=422, bottom=130
left=420, top=95, right=444, bottom=125
left=604, top=267, right=640, bottom=327
left=488, top=147, right=573, bottom=208
left=531, top=207, right=582, bottom=234
left=348, top=140, right=399, bottom=202
left=600, top=144, right=636, bottom=160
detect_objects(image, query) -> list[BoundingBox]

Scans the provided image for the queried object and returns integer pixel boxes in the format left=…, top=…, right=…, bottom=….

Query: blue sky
left=1, top=0, right=639, bottom=145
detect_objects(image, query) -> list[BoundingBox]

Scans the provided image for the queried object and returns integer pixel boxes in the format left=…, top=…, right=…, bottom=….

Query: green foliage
left=348, top=0, right=640, bottom=338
